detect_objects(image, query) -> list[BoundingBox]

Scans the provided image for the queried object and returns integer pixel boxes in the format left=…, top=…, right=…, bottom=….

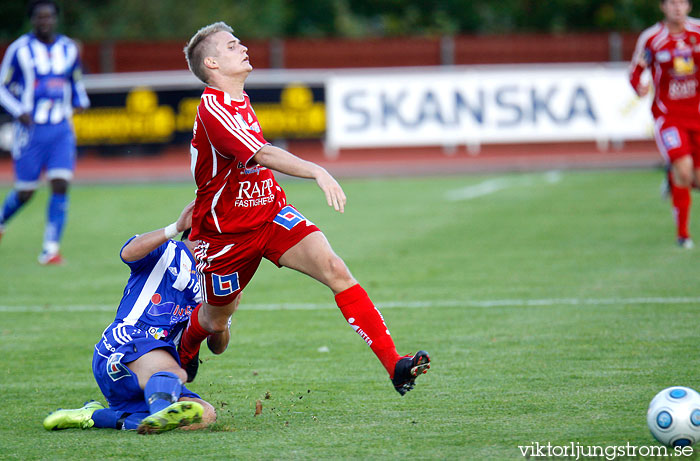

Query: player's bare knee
left=17, top=189, right=34, bottom=202
left=201, top=317, right=228, bottom=335
left=327, top=255, right=356, bottom=287
left=677, top=172, right=694, bottom=187
left=171, top=367, right=188, bottom=383
left=673, top=160, right=694, bottom=186
left=213, top=317, right=231, bottom=334
left=50, top=179, right=69, bottom=195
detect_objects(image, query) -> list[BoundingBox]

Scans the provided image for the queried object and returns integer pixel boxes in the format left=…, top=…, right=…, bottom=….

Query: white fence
left=0, top=64, right=654, bottom=154
left=325, top=64, right=652, bottom=152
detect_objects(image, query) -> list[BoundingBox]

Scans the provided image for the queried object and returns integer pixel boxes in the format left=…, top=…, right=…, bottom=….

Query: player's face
left=212, top=31, right=252, bottom=78
left=31, top=4, right=58, bottom=41
left=661, top=0, right=691, bottom=25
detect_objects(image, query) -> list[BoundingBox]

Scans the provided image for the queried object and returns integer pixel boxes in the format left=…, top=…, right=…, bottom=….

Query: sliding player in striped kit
left=43, top=202, right=227, bottom=433
left=179, top=22, right=430, bottom=396
left=630, top=0, right=700, bottom=248
left=0, top=0, right=89, bottom=264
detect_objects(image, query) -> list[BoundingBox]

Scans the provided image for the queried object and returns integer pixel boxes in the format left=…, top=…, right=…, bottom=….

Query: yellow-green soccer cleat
left=137, top=401, right=203, bottom=434
left=43, top=400, right=105, bottom=430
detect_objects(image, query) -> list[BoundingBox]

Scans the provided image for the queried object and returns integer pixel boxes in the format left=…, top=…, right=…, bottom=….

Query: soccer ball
left=647, top=386, right=700, bottom=447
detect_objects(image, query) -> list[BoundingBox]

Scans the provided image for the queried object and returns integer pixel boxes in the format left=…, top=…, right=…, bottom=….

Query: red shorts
left=194, top=205, right=320, bottom=307
left=654, top=117, right=700, bottom=164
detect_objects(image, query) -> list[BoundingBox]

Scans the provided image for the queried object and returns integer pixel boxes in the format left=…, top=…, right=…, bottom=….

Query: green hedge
left=0, top=0, right=685, bottom=41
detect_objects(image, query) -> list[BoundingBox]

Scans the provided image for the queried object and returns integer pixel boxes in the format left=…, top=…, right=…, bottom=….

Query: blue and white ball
left=647, top=386, right=700, bottom=447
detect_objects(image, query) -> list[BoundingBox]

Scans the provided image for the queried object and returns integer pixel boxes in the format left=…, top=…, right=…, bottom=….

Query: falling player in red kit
left=630, top=0, right=700, bottom=248
left=178, top=22, right=430, bottom=395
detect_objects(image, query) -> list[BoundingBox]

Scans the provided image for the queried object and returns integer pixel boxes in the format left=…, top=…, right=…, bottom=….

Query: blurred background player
left=629, top=0, right=700, bottom=248
left=43, top=201, right=228, bottom=434
left=0, top=0, right=90, bottom=264
left=177, top=22, right=430, bottom=396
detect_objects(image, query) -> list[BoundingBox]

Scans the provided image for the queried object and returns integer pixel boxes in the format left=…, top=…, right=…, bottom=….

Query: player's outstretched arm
left=121, top=201, right=195, bottom=262
left=254, top=145, right=347, bottom=213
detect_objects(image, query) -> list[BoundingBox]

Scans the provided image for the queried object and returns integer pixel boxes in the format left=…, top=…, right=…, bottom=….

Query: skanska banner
left=325, top=64, right=653, bottom=150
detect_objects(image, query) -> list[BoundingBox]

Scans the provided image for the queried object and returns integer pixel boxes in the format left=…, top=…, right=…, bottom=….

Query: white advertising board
left=326, top=64, right=653, bottom=149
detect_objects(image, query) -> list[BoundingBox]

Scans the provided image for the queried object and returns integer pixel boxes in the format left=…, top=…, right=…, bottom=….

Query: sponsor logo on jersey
left=235, top=178, right=275, bottom=207
left=148, top=295, right=176, bottom=316
left=236, top=161, right=262, bottom=175
left=148, top=327, right=169, bottom=340
left=170, top=304, right=194, bottom=325
left=656, top=50, right=672, bottom=63
left=669, top=78, right=698, bottom=99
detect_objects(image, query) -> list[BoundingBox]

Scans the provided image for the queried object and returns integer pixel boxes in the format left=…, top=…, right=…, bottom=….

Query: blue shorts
left=12, top=121, right=76, bottom=190
left=92, top=333, right=200, bottom=413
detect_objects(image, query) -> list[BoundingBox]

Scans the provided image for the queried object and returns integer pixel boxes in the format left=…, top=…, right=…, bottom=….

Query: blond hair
left=184, top=22, right=234, bottom=84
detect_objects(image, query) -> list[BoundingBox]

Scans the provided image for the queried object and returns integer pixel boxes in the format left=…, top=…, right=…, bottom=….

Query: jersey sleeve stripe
left=651, top=27, right=669, bottom=50
left=207, top=94, right=264, bottom=150
left=73, top=79, right=90, bottom=108
left=202, top=95, right=258, bottom=152
left=16, top=45, right=35, bottom=114
left=66, top=41, right=90, bottom=108
left=122, top=242, right=177, bottom=326
left=0, top=38, right=27, bottom=117
left=202, top=95, right=262, bottom=153
left=205, top=94, right=264, bottom=151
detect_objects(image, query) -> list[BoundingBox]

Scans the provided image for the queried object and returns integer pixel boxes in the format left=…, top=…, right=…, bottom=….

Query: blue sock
left=44, top=193, right=68, bottom=245
left=91, top=408, right=121, bottom=429
left=123, top=412, right=149, bottom=430
left=1, top=190, right=26, bottom=224
left=144, top=371, right=182, bottom=415
left=92, top=409, right=149, bottom=430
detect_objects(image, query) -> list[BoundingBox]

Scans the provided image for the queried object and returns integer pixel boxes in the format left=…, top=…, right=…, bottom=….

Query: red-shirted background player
left=178, top=22, right=430, bottom=395
left=630, top=0, right=700, bottom=248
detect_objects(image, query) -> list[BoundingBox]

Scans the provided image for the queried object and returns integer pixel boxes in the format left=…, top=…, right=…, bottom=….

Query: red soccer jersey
left=630, top=18, right=700, bottom=126
left=189, top=87, right=286, bottom=242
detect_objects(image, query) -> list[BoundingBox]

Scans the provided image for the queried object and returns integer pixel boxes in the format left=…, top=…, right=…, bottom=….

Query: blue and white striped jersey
left=0, top=33, right=89, bottom=124
left=97, top=237, right=202, bottom=356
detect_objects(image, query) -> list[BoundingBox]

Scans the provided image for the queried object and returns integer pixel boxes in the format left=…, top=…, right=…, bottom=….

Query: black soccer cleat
left=182, top=349, right=200, bottom=383
left=392, top=350, right=431, bottom=396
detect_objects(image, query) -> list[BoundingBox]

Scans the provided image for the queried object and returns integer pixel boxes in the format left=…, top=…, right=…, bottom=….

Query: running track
left=0, top=140, right=662, bottom=184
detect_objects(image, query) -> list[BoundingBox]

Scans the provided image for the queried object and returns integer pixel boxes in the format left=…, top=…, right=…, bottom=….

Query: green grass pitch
left=1, top=169, right=700, bottom=459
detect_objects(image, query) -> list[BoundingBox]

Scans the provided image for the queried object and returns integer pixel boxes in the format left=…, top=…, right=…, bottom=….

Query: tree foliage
left=0, top=0, right=686, bottom=41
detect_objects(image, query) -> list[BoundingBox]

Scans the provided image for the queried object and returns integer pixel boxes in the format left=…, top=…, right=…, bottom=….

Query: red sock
left=670, top=179, right=691, bottom=239
left=178, top=304, right=210, bottom=365
left=335, top=284, right=401, bottom=378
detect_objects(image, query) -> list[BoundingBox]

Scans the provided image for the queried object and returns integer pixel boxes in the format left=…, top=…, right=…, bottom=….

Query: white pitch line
left=446, top=171, right=562, bottom=201
left=0, top=296, right=699, bottom=313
